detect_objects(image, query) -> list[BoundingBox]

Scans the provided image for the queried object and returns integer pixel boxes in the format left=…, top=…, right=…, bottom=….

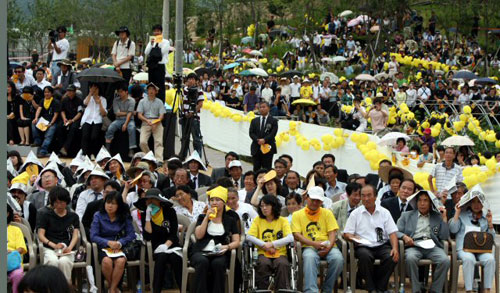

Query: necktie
left=261, top=116, right=266, bottom=132
left=192, top=176, right=197, bottom=189
left=348, top=208, right=354, bottom=217
left=93, top=192, right=101, bottom=202
left=400, top=202, right=406, bottom=213
left=234, top=180, right=239, bottom=189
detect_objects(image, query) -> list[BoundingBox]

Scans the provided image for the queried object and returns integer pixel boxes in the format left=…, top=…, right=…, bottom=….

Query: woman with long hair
left=90, top=191, right=135, bottom=293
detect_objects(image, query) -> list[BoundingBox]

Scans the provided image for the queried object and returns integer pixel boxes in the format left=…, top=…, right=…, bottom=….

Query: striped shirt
left=431, top=162, right=463, bottom=193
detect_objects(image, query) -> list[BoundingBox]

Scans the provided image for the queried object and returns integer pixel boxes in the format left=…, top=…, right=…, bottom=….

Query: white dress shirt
left=145, top=39, right=170, bottom=65
left=289, top=83, right=301, bottom=97
left=81, top=96, right=107, bottom=125
left=75, top=189, right=103, bottom=220
left=52, top=38, right=70, bottom=61
left=343, top=204, right=398, bottom=247
left=112, top=38, right=136, bottom=69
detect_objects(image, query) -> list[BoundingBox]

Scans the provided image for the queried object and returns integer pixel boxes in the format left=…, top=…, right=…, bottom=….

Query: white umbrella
left=332, top=56, right=347, bottom=62
left=355, top=73, right=377, bottom=82
left=356, top=15, right=370, bottom=23
left=441, top=135, right=475, bottom=146
left=133, top=72, right=149, bottom=82
left=80, top=57, right=92, bottom=63
left=320, top=72, right=339, bottom=83
left=378, top=132, right=411, bottom=146
left=374, top=72, right=391, bottom=80
left=249, top=68, right=268, bottom=77
left=249, top=50, right=263, bottom=57
left=339, top=10, right=353, bottom=17
left=347, top=18, right=361, bottom=27
left=321, top=57, right=333, bottom=63
left=370, top=25, right=380, bottom=33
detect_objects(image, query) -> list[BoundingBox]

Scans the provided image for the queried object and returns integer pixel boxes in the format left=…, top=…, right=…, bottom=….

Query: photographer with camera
left=179, top=73, right=204, bottom=160
left=48, top=26, right=70, bottom=81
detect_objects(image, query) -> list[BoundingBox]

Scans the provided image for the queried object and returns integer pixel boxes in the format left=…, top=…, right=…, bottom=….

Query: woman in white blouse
left=173, top=185, right=206, bottom=223
left=81, top=83, right=107, bottom=157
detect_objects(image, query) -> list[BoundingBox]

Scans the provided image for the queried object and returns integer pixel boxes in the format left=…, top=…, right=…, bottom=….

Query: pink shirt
left=369, top=109, right=388, bottom=131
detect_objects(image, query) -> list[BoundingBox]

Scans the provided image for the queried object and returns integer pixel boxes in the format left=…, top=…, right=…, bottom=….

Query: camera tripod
left=165, top=74, right=209, bottom=166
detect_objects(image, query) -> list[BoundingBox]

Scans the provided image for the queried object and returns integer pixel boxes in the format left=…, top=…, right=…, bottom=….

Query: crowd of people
left=5, top=5, right=500, bottom=293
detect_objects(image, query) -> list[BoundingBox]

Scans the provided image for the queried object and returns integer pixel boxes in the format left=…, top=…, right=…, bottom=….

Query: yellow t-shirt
left=8, top=225, right=27, bottom=262
left=291, top=207, right=339, bottom=247
left=247, top=216, right=291, bottom=258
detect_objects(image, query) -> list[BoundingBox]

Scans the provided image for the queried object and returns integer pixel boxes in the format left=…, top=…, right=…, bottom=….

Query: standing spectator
left=137, top=83, right=166, bottom=162
left=368, top=97, right=388, bottom=135
left=291, top=186, right=344, bottom=293
left=105, top=82, right=137, bottom=157
left=90, top=191, right=135, bottom=293
left=249, top=102, right=278, bottom=171
left=112, top=26, right=136, bottom=83
left=428, top=147, right=463, bottom=199
left=179, top=73, right=204, bottom=160
left=7, top=80, right=19, bottom=145
left=49, top=26, right=70, bottom=80
left=59, top=85, right=83, bottom=157
left=243, top=86, right=259, bottom=113
left=261, top=81, right=274, bottom=104
left=145, top=24, right=170, bottom=100
left=80, top=83, right=107, bottom=157
left=31, top=86, right=61, bottom=157
left=343, top=185, right=399, bottom=293
left=37, top=186, right=80, bottom=283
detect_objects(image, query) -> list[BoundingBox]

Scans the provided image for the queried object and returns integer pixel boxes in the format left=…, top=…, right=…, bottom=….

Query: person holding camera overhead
left=145, top=24, right=169, bottom=101
left=179, top=73, right=205, bottom=160
left=48, top=26, right=70, bottom=80
left=112, top=26, right=135, bottom=83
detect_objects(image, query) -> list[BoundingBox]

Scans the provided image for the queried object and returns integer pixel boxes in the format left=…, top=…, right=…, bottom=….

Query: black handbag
left=122, top=239, right=142, bottom=260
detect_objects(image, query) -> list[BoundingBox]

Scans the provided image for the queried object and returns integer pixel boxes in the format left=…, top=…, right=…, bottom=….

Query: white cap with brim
left=183, top=151, right=206, bottom=171
left=19, top=151, right=44, bottom=173
left=307, top=186, right=326, bottom=202
left=141, top=151, right=158, bottom=166
left=228, top=160, right=242, bottom=169
left=9, top=183, right=28, bottom=194
left=85, top=167, right=110, bottom=185
left=96, top=147, right=111, bottom=163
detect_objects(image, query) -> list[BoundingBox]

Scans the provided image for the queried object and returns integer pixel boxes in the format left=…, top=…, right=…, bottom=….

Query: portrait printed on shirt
left=262, top=228, right=283, bottom=257
left=306, top=222, right=320, bottom=241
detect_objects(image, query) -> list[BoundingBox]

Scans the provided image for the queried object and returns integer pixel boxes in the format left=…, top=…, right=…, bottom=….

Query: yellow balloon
left=431, top=128, right=439, bottom=137
left=333, top=128, right=343, bottom=137
left=496, top=140, right=500, bottom=149
left=478, top=172, right=488, bottom=183
left=462, top=167, right=474, bottom=177
left=422, top=121, right=430, bottom=129
left=323, top=143, right=331, bottom=151
left=359, top=133, right=369, bottom=144
left=366, top=141, right=377, bottom=150
left=463, top=106, right=472, bottom=114
left=276, top=137, right=282, bottom=147
left=282, top=133, right=290, bottom=142
left=289, top=121, right=297, bottom=129
left=350, top=133, right=359, bottom=143
left=335, top=137, right=345, bottom=146
left=301, top=141, right=310, bottom=151
left=486, top=158, right=496, bottom=170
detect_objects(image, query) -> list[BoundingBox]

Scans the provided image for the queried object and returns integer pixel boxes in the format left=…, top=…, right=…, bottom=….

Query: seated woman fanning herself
left=247, top=195, right=294, bottom=291
left=134, top=188, right=183, bottom=293
left=90, top=191, right=135, bottom=293
left=250, top=170, right=286, bottom=208
left=190, top=186, right=240, bottom=293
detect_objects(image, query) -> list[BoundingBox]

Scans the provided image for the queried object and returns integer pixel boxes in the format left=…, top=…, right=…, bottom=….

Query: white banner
left=200, top=108, right=500, bottom=224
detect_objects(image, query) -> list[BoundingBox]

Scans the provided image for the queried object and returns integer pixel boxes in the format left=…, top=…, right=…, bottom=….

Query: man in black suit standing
left=249, top=102, right=278, bottom=172
left=381, top=178, right=416, bottom=223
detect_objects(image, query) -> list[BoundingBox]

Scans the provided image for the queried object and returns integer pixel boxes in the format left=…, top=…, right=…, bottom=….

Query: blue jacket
left=90, top=211, right=135, bottom=249
left=448, top=209, right=495, bottom=251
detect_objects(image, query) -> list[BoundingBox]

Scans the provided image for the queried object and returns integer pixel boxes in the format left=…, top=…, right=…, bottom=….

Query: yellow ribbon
left=43, top=97, right=53, bottom=110
left=151, top=207, right=164, bottom=226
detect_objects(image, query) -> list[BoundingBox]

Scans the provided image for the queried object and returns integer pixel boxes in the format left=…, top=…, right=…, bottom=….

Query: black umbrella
left=475, top=77, right=498, bottom=85
left=77, top=68, right=124, bottom=83
left=280, top=70, right=302, bottom=78
left=269, top=28, right=288, bottom=38
left=454, top=70, right=478, bottom=80
left=195, top=67, right=214, bottom=77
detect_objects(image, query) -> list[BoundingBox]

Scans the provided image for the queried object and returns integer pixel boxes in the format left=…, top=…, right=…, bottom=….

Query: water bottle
left=252, top=247, right=258, bottom=263
left=399, top=283, right=405, bottom=293
left=136, top=280, right=142, bottom=293
left=345, top=286, right=352, bottom=293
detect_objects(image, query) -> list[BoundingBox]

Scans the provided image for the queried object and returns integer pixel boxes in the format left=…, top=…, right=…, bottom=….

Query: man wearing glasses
left=27, top=165, right=61, bottom=210
left=13, top=66, right=36, bottom=92
left=344, top=184, right=399, bottom=292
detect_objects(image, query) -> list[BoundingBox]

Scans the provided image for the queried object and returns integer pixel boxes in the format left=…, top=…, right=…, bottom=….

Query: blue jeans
left=302, top=246, right=343, bottom=293
left=105, top=119, right=137, bottom=149
left=32, top=123, right=57, bottom=155
left=50, top=60, right=61, bottom=80
left=458, top=250, right=495, bottom=291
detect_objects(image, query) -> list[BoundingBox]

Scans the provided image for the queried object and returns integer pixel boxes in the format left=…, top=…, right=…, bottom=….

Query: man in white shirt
left=324, top=165, right=346, bottom=202
left=227, top=187, right=257, bottom=233
left=13, top=66, right=36, bottom=92
left=34, top=69, right=51, bottom=92
left=49, top=26, right=70, bottom=80
left=81, top=83, right=108, bottom=157
left=343, top=185, right=399, bottom=292
left=112, top=26, right=136, bottom=83
left=261, top=81, right=274, bottom=104
left=75, top=169, right=109, bottom=219
left=289, top=75, right=301, bottom=109
left=417, top=83, right=431, bottom=103
left=312, top=78, right=321, bottom=103
left=145, top=24, right=170, bottom=100
left=228, top=160, right=244, bottom=189
left=405, top=82, right=417, bottom=108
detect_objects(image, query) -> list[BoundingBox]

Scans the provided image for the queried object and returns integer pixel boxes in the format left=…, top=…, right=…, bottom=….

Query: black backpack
left=147, top=43, right=162, bottom=69
left=114, top=39, right=135, bottom=63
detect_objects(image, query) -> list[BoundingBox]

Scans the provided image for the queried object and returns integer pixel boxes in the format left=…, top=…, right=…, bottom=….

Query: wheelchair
left=241, top=241, right=300, bottom=293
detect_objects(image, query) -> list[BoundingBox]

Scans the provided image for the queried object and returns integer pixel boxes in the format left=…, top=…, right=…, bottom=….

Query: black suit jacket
left=192, top=173, right=212, bottom=188
left=155, top=173, right=170, bottom=191
left=366, top=173, right=384, bottom=191
left=82, top=199, right=104, bottom=240
left=211, top=167, right=229, bottom=182
left=381, top=196, right=413, bottom=223
left=249, top=115, right=278, bottom=156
